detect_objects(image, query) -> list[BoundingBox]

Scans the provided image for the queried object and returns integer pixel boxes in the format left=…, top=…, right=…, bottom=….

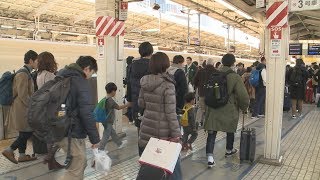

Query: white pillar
left=263, top=0, right=289, bottom=164
left=95, top=0, right=124, bottom=134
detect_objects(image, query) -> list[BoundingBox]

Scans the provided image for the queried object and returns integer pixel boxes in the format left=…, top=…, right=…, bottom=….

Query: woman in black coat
left=287, top=59, right=308, bottom=118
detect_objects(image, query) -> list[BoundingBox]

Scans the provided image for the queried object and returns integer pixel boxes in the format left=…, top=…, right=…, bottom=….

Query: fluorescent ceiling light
left=144, top=29, right=160, bottom=32
left=215, top=0, right=253, bottom=19
left=83, top=0, right=95, bottom=3
left=1, top=25, right=14, bottom=29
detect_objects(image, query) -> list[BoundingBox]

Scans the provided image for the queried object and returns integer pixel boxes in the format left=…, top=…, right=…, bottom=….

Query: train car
left=0, top=38, right=256, bottom=75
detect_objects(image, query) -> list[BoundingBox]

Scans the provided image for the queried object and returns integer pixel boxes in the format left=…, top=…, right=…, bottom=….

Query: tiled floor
left=242, top=110, right=320, bottom=180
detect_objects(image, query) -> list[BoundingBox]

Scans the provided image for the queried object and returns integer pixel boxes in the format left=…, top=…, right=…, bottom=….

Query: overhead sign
left=266, top=1, right=288, bottom=28
left=270, top=26, right=282, bottom=40
left=308, top=43, right=320, bottom=55
left=289, top=43, right=303, bottom=55
left=271, top=39, right=281, bottom=58
left=256, top=0, right=266, bottom=8
left=119, top=2, right=128, bottom=21
left=95, top=16, right=125, bottom=37
left=290, top=0, right=320, bottom=12
left=97, top=36, right=105, bottom=59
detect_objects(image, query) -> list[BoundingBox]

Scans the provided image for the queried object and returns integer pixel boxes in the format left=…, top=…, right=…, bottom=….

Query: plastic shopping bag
left=92, top=148, right=112, bottom=175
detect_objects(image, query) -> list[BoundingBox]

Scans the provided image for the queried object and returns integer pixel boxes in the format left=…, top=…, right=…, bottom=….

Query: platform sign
left=97, top=36, right=105, bottom=59
left=271, top=39, right=281, bottom=58
left=308, top=43, right=320, bottom=55
left=119, top=2, right=128, bottom=21
left=270, top=26, right=282, bottom=40
left=290, top=0, right=320, bottom=12
left=289, top=43, right=303, bottom=55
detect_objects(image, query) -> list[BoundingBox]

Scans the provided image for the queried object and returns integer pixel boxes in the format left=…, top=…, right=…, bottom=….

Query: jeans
left=206, top=131, right=235, bottom=156
left=99, top=123, right=122, bottom=150
left=253, top=87, right=266, bottom=117
left=138, top=146, right=183, bottom=180
left=11, top=131, right=33, bottom=153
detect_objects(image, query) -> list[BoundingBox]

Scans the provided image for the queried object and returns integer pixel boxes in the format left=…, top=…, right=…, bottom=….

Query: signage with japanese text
left=290, top=0, right=320, bottom=11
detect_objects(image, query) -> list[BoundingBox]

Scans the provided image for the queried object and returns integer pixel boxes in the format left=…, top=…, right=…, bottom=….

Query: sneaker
left=292, top=115, right=297, bottom=119
left=225, top=148, right=238, bottom=157
left=258, top=114, right=265, bottom=118
left=207, top=156, right=216, bottom=168
left=251, top=116, right=258, bottom=120
left=118, top=140, right=127, bottom=149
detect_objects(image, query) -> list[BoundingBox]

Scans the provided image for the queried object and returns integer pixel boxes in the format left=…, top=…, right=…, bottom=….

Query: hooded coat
left=204, top=66, right=249, bottom=133
left=138, top=73, right=181, bottom=148
left=57, top=63, right=100, bottom=144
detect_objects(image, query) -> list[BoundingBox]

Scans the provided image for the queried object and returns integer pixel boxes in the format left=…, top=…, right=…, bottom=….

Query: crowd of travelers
left=0, top=42, right=315, bottom=179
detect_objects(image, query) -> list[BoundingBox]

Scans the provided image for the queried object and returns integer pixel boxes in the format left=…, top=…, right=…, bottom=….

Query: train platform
left=0, top=105, right=316, bottom=180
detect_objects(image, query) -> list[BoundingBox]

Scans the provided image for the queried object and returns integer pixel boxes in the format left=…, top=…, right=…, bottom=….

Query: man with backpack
left=251, top=57, right=266, bottom=118
left=204, top=54, right=249, bottom=168
left=167, top=55, right=188, bottom=111
left=2, top=50, right=38, bottom=164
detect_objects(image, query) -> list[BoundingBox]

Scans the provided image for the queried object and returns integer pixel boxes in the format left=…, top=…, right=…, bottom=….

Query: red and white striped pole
left=263, top=0, right=289, bottom=164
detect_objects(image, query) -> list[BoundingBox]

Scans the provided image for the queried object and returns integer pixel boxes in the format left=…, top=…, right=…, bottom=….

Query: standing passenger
left=288, top=59, right=308, bottom=118
left=252, top=57, right=267, bottom=118
left=185, top=57, right=197, bottom=91
left=2, top=50, right=38, bottom=164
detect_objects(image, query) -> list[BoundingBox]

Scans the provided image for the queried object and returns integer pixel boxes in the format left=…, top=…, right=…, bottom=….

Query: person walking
left=2, top=50, right=38, bottom=164
left=138, top=52, right=182, bottom=179
left=204, top=54, right=249, bottom=168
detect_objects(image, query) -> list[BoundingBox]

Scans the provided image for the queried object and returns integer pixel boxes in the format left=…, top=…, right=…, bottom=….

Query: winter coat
left=242, top=72, right=255, bottom=99
left=204, top=66, right=249, bottom=133
left=138, top=73, right=181, bottom=148
left=125, top=63, right=132, bottom=102
left=185, top=63, right=197, bottom=85
left=167, top=64, right=188, bottom=110
left=193, top=65, right=217, bottom=97
left=37, top=70, right=56, bottom=89
left=57, top=63, right=100, bottom=144
left=6, top=65, right=34, bottom=132
left=129, top=58, right=150, bottom=128
left=287, top=65, right=308, bottom=100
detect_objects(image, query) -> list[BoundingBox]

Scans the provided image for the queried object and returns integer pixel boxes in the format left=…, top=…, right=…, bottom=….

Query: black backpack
left=204, top=70, right=234, bottom=108
left=289, top=68, right=303, bottom=86
left=28, top=76, right=76, bottom=168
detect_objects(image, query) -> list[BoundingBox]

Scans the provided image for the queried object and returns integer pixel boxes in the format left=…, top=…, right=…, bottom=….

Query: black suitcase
left=32, top=135, right=48, bottom=155
left=240, top=113, right=256, bottom=163
left=283, top=86, right=291, bottom=112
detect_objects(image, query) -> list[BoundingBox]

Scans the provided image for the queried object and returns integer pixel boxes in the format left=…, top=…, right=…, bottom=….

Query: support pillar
left=262, top=0, right=289, bottom=165
left=95, top=0, right=125, bottom=135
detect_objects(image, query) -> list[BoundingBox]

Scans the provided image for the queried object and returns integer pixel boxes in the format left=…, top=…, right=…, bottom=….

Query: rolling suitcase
left=240, top=113, right=256, bottom=163
left=283, top=86, right=291, bottom=112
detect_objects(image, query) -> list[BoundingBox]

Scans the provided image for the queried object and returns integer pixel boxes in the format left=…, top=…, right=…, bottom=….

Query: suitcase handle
left=242, top=110, right=246, bottom=130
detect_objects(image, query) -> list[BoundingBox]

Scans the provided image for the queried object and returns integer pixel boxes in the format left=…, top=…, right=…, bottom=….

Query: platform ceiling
left=1, top=0, right=318, bottom=57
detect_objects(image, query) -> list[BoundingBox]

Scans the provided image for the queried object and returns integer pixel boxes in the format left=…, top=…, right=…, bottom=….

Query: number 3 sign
left=290, top=0, right=320, bottom=12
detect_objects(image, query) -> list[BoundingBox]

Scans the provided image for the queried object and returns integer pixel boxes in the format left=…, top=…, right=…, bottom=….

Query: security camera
left=153, top=3, right=160, bottom=10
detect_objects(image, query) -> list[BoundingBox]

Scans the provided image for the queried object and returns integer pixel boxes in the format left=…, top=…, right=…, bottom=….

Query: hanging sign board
left=97, top=36, right=105, bottom=59
left=119, top=2, right=128, bottom=21
left=256, top=0, right=266, bottom=8
left=271, top=39, right=281, bottom=58
left=290, top=0, right=320, bottom=11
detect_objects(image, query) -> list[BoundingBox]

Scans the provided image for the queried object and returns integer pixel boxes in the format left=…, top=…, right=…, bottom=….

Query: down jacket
left=57, top=63, right=100, bottom=145
left=138, top=73, right=181, bottom=148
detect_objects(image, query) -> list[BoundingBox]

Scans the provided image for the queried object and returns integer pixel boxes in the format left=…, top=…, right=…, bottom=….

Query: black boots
left=44, top=144, right=65, bottom=170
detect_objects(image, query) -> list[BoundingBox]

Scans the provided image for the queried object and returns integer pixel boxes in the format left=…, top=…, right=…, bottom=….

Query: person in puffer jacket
left=138, top=52, right=182, bottom=180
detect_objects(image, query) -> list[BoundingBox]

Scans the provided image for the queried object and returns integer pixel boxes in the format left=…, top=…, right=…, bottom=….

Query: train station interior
left=0, top=0, right=320, bottom=179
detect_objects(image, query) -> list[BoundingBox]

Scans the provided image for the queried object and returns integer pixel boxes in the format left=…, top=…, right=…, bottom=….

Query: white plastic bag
left=92, top=148, right=112, bottom=175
